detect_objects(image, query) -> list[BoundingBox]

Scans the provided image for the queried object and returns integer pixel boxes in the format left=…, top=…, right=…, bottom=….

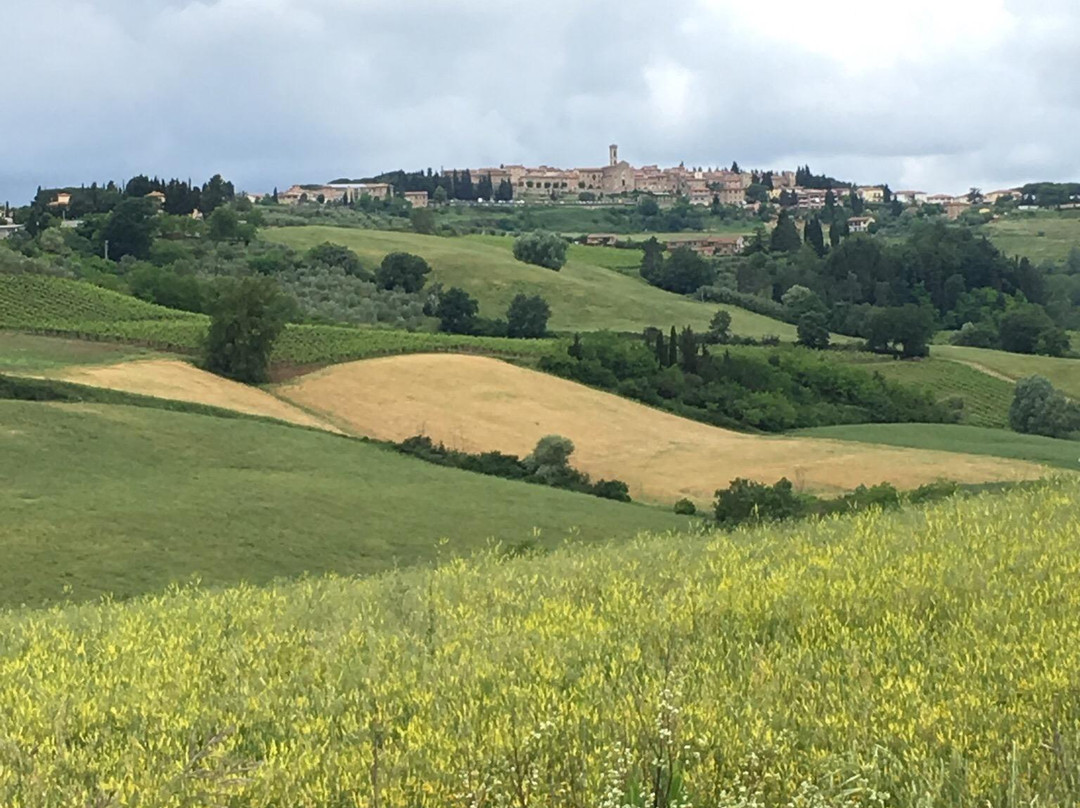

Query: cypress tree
left=667, top=326, right=678, bottom=368
left=655, top=331, right=666, bottom=365
left=805, top=216, right=826, bottom=257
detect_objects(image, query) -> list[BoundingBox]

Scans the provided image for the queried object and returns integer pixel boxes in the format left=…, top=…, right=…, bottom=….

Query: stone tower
left=609, top=144, right=618, bottom=166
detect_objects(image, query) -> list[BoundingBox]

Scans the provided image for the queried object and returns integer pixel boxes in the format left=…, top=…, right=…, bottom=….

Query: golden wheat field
left=276, top=353, right=1049, bottom=502
left=49, top=358, right=341, bottom=432
left=1, top=481, right=1079, bottom=806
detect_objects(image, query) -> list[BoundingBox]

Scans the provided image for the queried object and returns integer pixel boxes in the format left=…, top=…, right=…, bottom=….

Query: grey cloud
left=1, top=0, right=1078, bottom=203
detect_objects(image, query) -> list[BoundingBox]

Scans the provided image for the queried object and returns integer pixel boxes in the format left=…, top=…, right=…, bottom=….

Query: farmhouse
left=848, top=216, right=874, bottom=233
left=666, top=234, right=746, bottom=256
left=585, top=233, right=620, bottom=246
left=404, top=190, right=429, bottom=208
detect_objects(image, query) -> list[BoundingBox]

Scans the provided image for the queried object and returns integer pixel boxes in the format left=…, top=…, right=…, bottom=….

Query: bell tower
left=609, top=144, right=618, bottom=166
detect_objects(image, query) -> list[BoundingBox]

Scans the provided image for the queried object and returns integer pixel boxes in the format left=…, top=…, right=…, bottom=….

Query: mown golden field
left=2, top=481, right=1079, bottom=807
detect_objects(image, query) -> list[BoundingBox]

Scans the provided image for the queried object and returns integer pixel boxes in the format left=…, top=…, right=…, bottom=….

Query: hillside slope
left=0, top=401, right=685, bottom=608
left=265, top=226, right=798, bottom=337
left=3, top=481, right=1078, bottom=804
left=48, top=358, right=340, bottom=431
left=276, top=353, right=1049, bottom=502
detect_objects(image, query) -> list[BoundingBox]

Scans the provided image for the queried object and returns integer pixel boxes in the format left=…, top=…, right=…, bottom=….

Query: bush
left=376, top=252, right=431, bottom=293
left=506, top=293, right=551, bottom=338
left=306, top=242, right=367, bottom=278
left=796, top=310, right=830, bottom=350
left=951, top=321, right=999, bottom=349
left=435, top=287, right=479, bottom=334
left=513, top=232, right=567, bottom=270
left=1008, top=375, right=1080, bottom=438
left=714, top=477, right=809, bottom=525
left=673, top=498, right=697, bottom=515
left=641, top=246, right=716, bottom=294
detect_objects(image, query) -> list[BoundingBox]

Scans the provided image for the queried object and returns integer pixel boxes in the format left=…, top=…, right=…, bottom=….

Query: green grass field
left=0, top=400, right=685, bottom=609
left=834, top=353, right=1015, bottom=428
left=934, top=344, right=1080, bottom=399
left=795, top=422, right=1079, bottom=469
left=0, top=332, right=154, bottom=373
left=3, top=481, right=1079, bottom=804
left=984, top=211, right=1080, bottom=263
left=265, top=226, right=797, bottom=337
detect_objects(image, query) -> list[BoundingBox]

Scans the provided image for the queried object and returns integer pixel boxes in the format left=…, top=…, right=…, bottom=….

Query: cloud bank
left=2, top=0, right=1078, bottom=202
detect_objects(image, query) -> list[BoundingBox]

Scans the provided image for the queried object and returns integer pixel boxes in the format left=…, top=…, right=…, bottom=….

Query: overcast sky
left=2, top=0, right=1078, bottom=204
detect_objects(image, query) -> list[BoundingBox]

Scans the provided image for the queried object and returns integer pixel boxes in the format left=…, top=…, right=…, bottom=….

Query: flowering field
left=2, top=481, right=1079, bottom=806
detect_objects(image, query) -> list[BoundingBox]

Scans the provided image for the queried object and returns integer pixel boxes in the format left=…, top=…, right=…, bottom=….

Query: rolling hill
left=934, top=344, right=1080, bottom=399
left=984, top=211, right=1080, bottom=264
left=274, top=353, right=1049, bottom=502
left=0, top=400, right=686, bottom=609
left=795, top=423, right=1080, bottom=470
left=0, top=274, right=555, bottom=365
left=264, top=226, right=799, bottom=337
left=4, top=479, right=1078, bottom=804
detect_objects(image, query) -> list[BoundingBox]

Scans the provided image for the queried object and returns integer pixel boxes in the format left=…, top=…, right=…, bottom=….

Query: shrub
left=714, top=477, right=809, bottom=526
left=673, top=498, right=697, bottom=515
left=376, top=252, right=431, bottom=293
left=513, top=232, right=567, bottom=270
left=306, top=242, right=367, bottom=278
left=1009, top=375, right=1080, bottom=438
left=591, top=479, right=631, bottom=502
left=506, top=293, right=551, bottom=338
left=435, top=287, right=479, bottom=334
left=951, top=321, right=999, bottom=348
left=796, top=310, right=830, bottom=350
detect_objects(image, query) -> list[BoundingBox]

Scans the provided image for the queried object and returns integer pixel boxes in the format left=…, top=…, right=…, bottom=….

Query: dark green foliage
left=951, top=321, right=1000, bottom=349
left=770, top=211, right=802, bottom=253
left=376, top=252, right=431, bottom=293
left=128, top=264, right=207, bottom=313
left=796, top=311, right=830, bottom=350
left=203, top=276, right=294, bottom=383
left=207, top=206, right=241, bottom=242
left=641, top=237, right=664, bottom=281
left=706, top=310, right=732, bottom=344
left=513, top=231, right=568, bottom=270
left=410, top=207, right=436, bottom=235
left=673, top=498, right=697, bottom=515
left=641, top=246, right=716, bottom=294
left=998, top=305, right=1069, bottom=356
left=436, top=287, right=479, bottom=334
left=714, top=477, right=954, bottom=528
left=506, top=293, right=551, bottom=338
left=864, top=305, right=936, bottom=358
left=715, top=478, right=808, bottom=525
left=306, top=242, right=367, bottom=278
left=804, top=216, right=827, bottom=257
left=199, top=174, right=235, bottom=215
left=538, top=331, right=955, bottom=433
left=100, top=197, right=157, bottom=261
left=394, top=434, right=632, bottom=502
left=1009, top=376, right=1080, bottom=438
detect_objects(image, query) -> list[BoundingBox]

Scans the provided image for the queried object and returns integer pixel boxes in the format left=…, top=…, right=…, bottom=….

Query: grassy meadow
left=984, top=211, right=1080, bottom=263
left=795, top=423, right=1080, bottom=470
left=0, top=332, right=154, bottom=373
left=0, top=400, right=686, bottom=609
left=265, top=226, right=797, bottom=337
left=2, top=481, right=1079, bottom=805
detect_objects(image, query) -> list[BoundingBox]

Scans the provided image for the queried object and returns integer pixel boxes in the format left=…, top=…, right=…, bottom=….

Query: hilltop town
left=270, top=144, right=1036, bottom=223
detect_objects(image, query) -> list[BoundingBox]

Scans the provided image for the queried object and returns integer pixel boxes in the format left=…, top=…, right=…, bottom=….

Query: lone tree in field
left=1009, top=375, right=1080, bottom=438
left=435, top=287, right=479, bottom=334
left=796, top=310, right=831, bottom=350
left=376, top=252, right=431, bottom=293
left=506, top=293, right=551, bottom=338
left=203, top=276, right=294, bottom=383
left=513, top=231, right=567, bottom=270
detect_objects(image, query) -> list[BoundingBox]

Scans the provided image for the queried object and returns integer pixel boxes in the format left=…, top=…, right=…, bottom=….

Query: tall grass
left=2, top=480, right=1079, bottom=805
